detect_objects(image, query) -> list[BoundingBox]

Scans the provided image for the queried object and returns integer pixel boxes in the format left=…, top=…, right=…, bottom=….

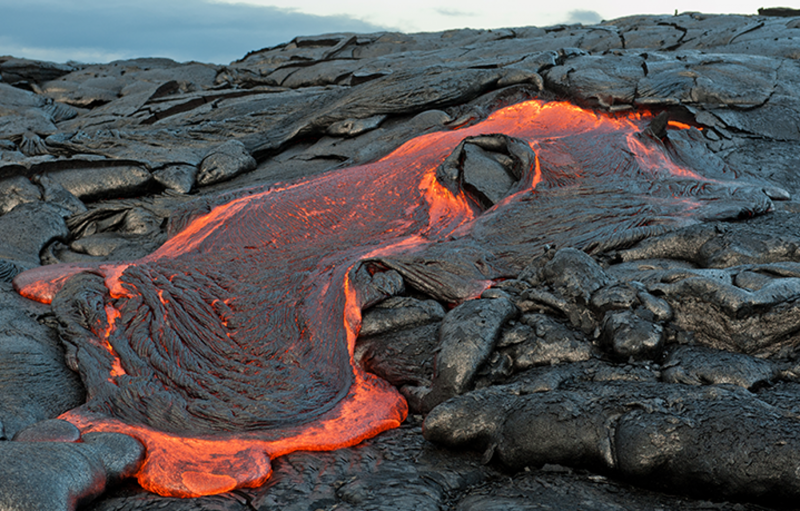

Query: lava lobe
left=13, top=100, right=774, bottom=497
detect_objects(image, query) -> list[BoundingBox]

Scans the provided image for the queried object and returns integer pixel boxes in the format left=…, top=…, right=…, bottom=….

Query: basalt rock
left=12, top=418, right=81, bottom=443
left=418, top=297, right=518, bottom=412
left=0, top=432, right=144, bottom=511
left=0, top=175, right=41, bottom=215
left=196, top=140, right=256, bottom=187
left=35, top=175, right=88, bottom=217
left=0, top=283, right=84, bottom=439
left=0, top=201, right=69, bottom=266
left=44, top=165, right=154, bottom=201
left=355, top=297, right=446, bottom=390
left=424, top=379, right=800, bottom=502
left=152, top=164, right=197, bottom=194
left=500, top=314, right=594, bottom=371
left=0, top=57, right=77, bottom=86
left=2, top=10, right=800, bottom=511
left=661, top=345, right=777, bottom=389
left=600, top=310, right=664, bottom=361
left=435, top=134, right=534, bottom=208
left=611, top=217, right=800, bottom=355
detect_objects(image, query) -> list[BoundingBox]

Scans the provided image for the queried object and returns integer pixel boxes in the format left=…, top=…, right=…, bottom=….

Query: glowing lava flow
left=13, top=100, right=737, bottom=497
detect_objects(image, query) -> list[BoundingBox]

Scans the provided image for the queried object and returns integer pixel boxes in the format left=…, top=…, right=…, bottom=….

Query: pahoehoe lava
left=12, top=99, right=780, bottom=497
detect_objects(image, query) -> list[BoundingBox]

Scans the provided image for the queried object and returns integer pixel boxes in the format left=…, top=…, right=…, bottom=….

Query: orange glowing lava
left=14, top=99, right=750, bottom=498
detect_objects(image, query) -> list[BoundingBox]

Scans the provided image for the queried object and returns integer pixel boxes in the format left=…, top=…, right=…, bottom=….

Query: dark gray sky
left=0, top=0, right=387, bottom=64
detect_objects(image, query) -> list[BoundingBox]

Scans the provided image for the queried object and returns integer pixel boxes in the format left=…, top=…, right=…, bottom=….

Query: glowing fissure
left=101, top=304, right=126, bottom=380
left=626, top=134, right=707, bottom=181
left=14, top=100, right=712, bottom=498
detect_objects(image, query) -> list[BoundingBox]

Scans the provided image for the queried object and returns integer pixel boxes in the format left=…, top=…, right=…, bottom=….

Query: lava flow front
left=12, top=99, right=766, bottom=497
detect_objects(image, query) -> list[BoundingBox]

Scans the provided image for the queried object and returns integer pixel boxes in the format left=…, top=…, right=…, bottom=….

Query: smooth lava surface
left=12, top=99, right=774, bottom=497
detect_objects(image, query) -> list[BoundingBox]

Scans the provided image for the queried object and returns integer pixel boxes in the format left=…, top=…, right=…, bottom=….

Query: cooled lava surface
left=12, top=99, right=773, bottom=497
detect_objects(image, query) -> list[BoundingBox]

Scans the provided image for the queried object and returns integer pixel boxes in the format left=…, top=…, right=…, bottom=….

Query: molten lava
left=13, top=100, right=769, bottom=497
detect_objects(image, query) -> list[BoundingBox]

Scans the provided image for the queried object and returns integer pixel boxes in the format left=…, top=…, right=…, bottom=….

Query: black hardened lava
left=11, top=99, right=782, bottom=498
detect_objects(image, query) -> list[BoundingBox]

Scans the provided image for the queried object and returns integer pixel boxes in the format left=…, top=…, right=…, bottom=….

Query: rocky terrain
left=2, top=9, right=800, bottom=511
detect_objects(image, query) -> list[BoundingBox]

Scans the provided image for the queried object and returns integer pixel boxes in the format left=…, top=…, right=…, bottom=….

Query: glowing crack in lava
left=12, top=100, right=777, bottom=497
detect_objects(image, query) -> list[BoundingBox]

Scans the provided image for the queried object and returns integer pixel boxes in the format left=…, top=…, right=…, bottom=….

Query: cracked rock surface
left=2, top=10, right=800, bottom=511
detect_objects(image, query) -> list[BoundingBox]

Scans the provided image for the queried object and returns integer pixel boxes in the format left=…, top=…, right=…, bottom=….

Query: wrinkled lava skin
left=13, top=100, right=772, bottom=497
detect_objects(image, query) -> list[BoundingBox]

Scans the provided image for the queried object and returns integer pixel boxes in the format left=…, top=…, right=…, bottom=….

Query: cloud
left=0, top=0, right=388, bottom=64
left=563, top=9, right=603, bottom=25
left=434, top=8, right=477, bottom=17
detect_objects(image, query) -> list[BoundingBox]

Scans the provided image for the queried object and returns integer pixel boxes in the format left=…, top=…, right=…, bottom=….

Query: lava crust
left=12, top=99, right=779, bottom=497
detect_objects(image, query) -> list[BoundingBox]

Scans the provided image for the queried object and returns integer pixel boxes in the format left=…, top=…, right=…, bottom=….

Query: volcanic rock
left=0, top=57, right=77, bottom=86
left=0, top=176, right=41, bottom=214
left=359, top=296, right=445, bottom=337
left=590, top=282, right=639, bottom=312
left=2, top=9, right=800, bottom=511
left=0, top=83, right=57, bottom=139
left=326, top=114, right=386, bottom=137
left=661, top=345, right=777, bottom=389
left=424, top=379, right=800, bottom=502
left=152, top=164, right=197, bottom=194
left=0, top=259, right=23, bottom=283
left=36, top=174, right=88, bottom=216
left=435, top=134, right=534, bottom=208
left=601, top=310, right=664, bottom=360
left=0, top=201, right=68, bottom=265
left=44, top=165, right=153, bottom=201
left=356, top=297, right=444, bottom=388
left=0, top=283, right=84, bottom=439
left=610, top=218, right=800, bottom=355
left=196, top=139, right=256, bottom=186
left=499, top=314, right=593, bottom=371
left=12, top=418, right=81, bottom=443
left=0, top=432, right=144, bottom=511
left=360, top=324, right=439, bottom=388
left=419, top=297, right=518, bottom=411
left=462, top=144, right=517, bottom=206
left=542, top=248, right=610, bottom=303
